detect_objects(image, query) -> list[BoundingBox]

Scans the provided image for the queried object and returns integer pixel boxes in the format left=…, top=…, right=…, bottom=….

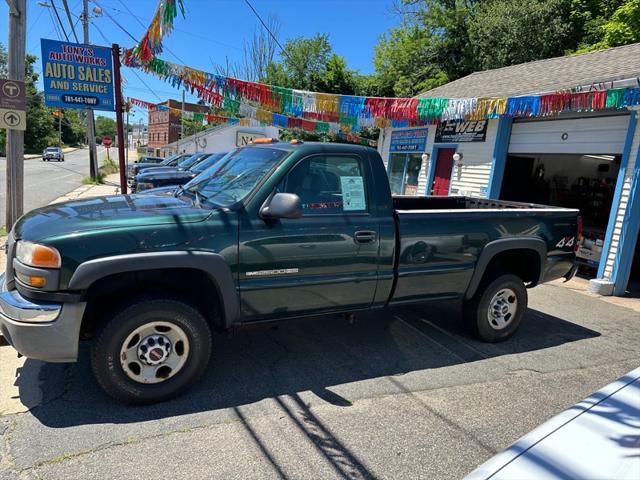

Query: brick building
left=147, top=99, right=209, bottom=149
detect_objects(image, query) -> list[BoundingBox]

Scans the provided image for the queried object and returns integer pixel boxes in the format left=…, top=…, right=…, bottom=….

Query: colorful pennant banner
left=124, top=55, right=640, bottom=133
left=126, top=0, right=184, bottom=64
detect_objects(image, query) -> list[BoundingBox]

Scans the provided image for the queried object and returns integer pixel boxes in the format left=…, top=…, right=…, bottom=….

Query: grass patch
left=82, top=173, right=105, bottom=185
left=81, top=156, right=117, bottom=185
left=0, top=226, right=7, bottom=237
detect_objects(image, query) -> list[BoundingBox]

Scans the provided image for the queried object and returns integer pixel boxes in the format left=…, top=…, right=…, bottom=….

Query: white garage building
left=377, top=43, right=640, bottom=297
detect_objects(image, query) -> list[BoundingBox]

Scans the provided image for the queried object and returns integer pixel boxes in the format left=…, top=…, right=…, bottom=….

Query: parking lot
left=1, top=283, right=639, bottom=479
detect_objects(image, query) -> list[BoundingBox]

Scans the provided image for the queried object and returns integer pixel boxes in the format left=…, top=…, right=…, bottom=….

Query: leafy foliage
left=95, top=116, right=116, bottom=144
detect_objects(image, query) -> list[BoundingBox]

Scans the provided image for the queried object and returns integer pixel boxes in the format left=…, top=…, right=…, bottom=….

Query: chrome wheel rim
left=120, top=321, right=190, bottom=384
left=487, top=288, right=518, bottom=330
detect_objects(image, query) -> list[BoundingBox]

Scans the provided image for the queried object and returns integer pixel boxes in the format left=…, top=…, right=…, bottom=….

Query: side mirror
left=261, top=193, right=302, bottom=219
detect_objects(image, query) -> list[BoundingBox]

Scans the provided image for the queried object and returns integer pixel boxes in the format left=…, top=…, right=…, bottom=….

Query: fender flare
left=68, top=251, right=240, bottom=327
left=465, top=238, right=547, bottom=300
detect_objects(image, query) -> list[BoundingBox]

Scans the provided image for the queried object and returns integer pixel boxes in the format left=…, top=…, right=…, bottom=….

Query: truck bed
left=390, top=196, right=579, bottom=305
left=392, top=195, right=569, bottom=211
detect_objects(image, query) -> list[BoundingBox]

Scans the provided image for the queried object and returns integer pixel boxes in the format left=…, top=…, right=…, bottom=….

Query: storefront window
left=388, top=153, right=423, bottom=195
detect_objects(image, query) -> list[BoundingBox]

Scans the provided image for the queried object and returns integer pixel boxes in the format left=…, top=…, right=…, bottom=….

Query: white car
left=42, top=146, right=64, bottom=161
left=466, top=368, right=640, bottom=479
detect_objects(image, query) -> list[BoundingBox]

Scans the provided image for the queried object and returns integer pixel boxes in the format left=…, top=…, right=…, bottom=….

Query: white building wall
left=161, top=125, right=280, bottom=155
left=602, top=115, right=640, bottom=279
left=448, top=119, right=498, bottom=198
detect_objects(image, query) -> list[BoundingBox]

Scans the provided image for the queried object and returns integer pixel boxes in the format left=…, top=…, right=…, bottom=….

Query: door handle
left=354, top=230, right=377, bottom=244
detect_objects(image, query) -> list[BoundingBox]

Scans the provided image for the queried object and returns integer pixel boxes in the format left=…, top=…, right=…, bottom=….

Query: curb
left=24, top=147, right=81, bottom=160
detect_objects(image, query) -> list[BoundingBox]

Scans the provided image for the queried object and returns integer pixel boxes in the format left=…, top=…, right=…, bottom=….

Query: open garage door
left=509, top=115, right=629, bottom=155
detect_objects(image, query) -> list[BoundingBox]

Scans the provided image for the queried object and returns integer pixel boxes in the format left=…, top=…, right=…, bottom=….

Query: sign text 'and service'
left=41, top=39, right=115, bottom=111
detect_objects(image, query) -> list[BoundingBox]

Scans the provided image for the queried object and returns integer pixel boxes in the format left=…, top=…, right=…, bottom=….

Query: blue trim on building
left=597, top=111, right=638, bottom=280
left=611, top=112, right=640, bottom=295
left=487, top=118, right=513, bottom=199
left=428, top=143, right=457, bottom=195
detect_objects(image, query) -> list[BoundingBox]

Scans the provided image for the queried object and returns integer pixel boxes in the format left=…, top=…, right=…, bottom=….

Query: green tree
left=60, top=109, right=86, bottom=146
left=95, top=116, right=116, bottom=144
left=373, top=25, right=447, bottom=97
left=467, top=0, right=574, bottom=71
left=577, top=0, right=640, bottom=51
left=182, top=118, right=207, bottom=138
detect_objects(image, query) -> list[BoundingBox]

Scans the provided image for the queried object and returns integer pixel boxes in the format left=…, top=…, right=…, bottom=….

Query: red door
left=431, top=148, right=455, bottom=196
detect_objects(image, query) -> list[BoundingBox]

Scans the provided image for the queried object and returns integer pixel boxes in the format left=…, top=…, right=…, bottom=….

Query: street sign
left=40, top=38, right=115, bottom=112
left=0, top=79, right=26, bottom=110
left=0, top=108, right=26, bottom=130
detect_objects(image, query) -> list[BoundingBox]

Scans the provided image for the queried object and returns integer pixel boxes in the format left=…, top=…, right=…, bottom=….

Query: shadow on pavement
left=16, top=303, right=600, bottom=428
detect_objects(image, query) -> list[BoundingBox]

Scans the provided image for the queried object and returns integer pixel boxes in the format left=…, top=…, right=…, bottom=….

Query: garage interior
left=501, top=153, right=620, bottom=281
left=498, top=114, right=636, bottom=292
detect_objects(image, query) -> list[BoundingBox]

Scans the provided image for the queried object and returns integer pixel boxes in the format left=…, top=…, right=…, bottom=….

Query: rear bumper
left=0, top=273, right=86, bottom=362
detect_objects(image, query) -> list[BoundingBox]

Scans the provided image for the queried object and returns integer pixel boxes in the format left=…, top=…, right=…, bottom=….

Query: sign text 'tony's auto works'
left=40, top=39, right=115, bottom=112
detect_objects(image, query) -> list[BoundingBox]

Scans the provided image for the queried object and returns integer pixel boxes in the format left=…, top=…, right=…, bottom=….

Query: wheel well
left=79, top=268, right=223, bottom=340
left=483, top=249, right=541, bottom=286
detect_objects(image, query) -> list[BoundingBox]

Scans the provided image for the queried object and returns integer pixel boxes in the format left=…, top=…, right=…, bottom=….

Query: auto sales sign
left=41, top=39, right=115, bottom=111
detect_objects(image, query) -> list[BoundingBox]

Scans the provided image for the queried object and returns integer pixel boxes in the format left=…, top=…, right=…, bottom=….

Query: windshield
left=46, top=147, right=59, bottom=152
left=184, top=147, right=287, bottom=207
left=191, top=153, right=227, bottom=173
left=177, top=153, right=206, bottom=169
left=161, top=154, right=186, bottom=166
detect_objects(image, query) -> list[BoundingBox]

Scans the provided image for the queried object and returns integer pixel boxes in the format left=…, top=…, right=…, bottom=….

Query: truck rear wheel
left=91, top=298, right=212, bottom=404
left=463, top=274, right=527, bottom=342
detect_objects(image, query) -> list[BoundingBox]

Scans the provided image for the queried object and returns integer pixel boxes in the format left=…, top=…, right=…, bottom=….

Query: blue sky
left=1, top=0, right=399, bottom=121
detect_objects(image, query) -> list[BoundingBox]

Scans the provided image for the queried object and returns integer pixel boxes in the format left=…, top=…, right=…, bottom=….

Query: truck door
left=238, top=153, right=379, bottom=320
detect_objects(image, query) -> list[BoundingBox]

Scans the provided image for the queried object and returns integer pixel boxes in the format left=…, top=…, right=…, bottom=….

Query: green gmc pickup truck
left=0, top=141, right=580, bottom=404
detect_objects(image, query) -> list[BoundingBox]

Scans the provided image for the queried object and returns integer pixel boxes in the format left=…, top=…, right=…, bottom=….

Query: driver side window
left=279, top=155, right=368, bottom=215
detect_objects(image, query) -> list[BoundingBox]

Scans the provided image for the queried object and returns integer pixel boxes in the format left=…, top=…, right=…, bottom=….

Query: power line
left=90, top=20, right=164, bottom=102
left=61, top=0, right=80, bottom=43
left=243, top=0, right=291, bottom=61
left=49, top=1, right=70, bottom=41
left=46, top=6, right=64, bottom=41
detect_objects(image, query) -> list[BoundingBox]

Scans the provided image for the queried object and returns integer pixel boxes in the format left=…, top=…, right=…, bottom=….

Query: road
left=0, top=147, right=106, bottom=227
left=1, top=284, right=639, bottom=479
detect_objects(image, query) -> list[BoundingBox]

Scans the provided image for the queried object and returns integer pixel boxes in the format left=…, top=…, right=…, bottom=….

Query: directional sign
left=0, top=79, right=26, bottom=110
left=0, top=108, right=26, bottom=130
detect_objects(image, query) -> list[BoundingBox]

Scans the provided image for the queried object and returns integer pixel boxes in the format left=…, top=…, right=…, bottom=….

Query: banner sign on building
left=236, top=131, right=266, bottom=146
left=389, top=128, right=429, bottom=152
left=40, top=39, right=115, bottom=111
left=435, top=120, right=488, bottom=143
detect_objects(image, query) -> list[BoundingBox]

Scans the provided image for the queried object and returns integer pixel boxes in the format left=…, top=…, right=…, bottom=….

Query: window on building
left=279, top=155, right=368, bottom=214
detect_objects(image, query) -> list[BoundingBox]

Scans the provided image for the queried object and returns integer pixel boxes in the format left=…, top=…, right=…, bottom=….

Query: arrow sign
left=0, top=108, right=26, bottom=130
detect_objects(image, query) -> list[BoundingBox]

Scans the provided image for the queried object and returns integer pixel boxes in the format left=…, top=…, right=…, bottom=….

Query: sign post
left=112, top=44, right=127, bottom=194
left=5, top=0, right=26, bottom=231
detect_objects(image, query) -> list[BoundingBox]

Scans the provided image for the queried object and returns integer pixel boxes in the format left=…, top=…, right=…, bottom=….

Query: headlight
left=16, top=241, right=61, bottom=268
left=136, top=182, right=154, bottom=192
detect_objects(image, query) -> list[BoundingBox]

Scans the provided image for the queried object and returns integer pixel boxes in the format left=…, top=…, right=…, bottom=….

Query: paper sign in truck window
left=340, top=176, right=366, bottom=211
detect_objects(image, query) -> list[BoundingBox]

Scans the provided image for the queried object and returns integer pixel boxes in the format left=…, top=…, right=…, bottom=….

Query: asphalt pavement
left=1, top=284, right=639, bottom=479
left=0, top=147, right=106, bottom=227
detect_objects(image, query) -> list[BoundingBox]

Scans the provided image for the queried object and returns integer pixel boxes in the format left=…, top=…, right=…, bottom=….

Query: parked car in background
left=0, top=141, right=580, bottom=404
left=127, top=153, right=191, bottom=190
left=135, top=152, right=228, bottom=192
left=134, top=156, right=164, bottom=164
left=138, top=152, right=212, bottom=177
left=42, top=147, right=64, bottom=162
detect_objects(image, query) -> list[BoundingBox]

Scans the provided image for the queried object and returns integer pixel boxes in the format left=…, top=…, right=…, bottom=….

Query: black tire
left=463, top=274, right=527, bottom=342
left=91, top=298, right=212, bottom=405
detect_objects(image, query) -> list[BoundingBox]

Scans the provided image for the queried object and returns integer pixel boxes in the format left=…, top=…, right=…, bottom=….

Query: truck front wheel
left=463, top=274, right=528, bottom=342
left=91, top=299, right=212, bottom=404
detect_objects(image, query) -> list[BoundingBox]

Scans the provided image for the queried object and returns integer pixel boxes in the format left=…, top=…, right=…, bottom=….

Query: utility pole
left=58, top=110, right=62, bottom=145
left=82, top=0, right=99, bottom=180
left=112, top=44, right=127, bottom=194
left=5, top=0, right=26, bottom=230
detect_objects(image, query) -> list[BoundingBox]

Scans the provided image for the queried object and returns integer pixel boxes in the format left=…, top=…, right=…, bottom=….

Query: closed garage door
left=509, top=115, right=629, bottom=155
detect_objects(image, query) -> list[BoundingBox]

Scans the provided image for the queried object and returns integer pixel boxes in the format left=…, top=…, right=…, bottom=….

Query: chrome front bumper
left=0, top=273, right=86, bottom=362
